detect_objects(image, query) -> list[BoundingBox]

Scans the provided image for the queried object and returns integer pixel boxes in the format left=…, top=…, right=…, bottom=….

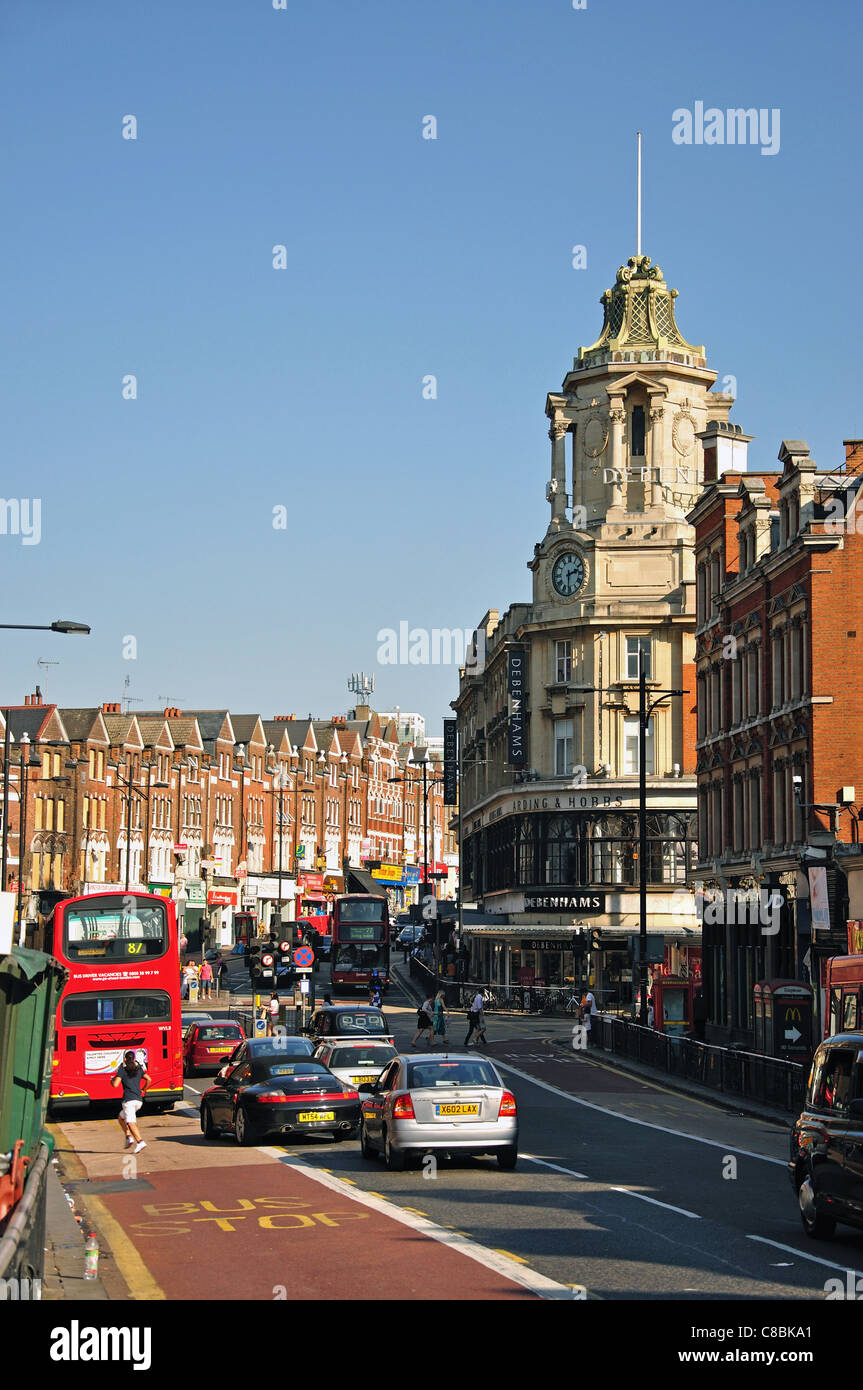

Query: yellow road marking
left=493, top=1248, right=529, bottom=1265
left=85, top=1196, right=166, bottom=1301
left=401, top=1207, right=429, bottom=1216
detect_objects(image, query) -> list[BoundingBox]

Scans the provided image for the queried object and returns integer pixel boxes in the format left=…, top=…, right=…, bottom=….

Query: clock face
left=551, top=551, right=586, bottom=597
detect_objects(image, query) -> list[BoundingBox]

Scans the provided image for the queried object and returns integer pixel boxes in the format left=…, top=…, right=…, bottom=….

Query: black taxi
left=789, top=1031, right=863, bottom=1239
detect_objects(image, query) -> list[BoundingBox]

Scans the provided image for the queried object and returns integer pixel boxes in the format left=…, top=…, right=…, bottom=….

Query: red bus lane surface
left=52, top=1114, right=537, bottom=1301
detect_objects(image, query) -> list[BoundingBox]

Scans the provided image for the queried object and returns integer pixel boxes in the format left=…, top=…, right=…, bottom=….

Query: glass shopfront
left=465, top=810, right=697, bottom=898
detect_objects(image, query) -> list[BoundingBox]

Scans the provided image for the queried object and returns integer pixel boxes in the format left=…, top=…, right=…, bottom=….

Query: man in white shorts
left=111, top=1050, right=152, bottom=1153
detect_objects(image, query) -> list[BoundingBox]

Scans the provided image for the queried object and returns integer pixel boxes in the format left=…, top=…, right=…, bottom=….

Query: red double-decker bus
left=47, top=892, right=183, bottom=1114
left=331, top=894, right=390, bottom=994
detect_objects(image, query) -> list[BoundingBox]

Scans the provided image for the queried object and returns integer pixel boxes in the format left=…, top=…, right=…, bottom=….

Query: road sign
left=253, top=1016, right=267, bottom=1037
left=295, top=967, right=312, bottom=975
left=279, top=940, right=291, bottom=953
left=294, top=946, right=314, bottom=968
left=262, top=952, right=275, bottom=968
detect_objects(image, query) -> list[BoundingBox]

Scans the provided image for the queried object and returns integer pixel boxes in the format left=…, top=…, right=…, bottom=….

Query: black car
left=789, top=1031, right=863, bottom=1239
left=201, top=1057, right=361, bottom=1146
left=218, top=1035, right=316, bottom=1077
left=306, top=1005, right=395, bottom=1047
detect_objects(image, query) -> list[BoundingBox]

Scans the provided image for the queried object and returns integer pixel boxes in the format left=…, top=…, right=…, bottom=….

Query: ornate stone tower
left=528, top=251, right=734, bottom=780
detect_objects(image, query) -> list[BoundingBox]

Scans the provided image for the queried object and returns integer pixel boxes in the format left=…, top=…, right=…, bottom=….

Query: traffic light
left=248, top=941, right=263, bottom=981
left=590, top=929, right=602, bottom=953
left=571, top=931, right=586, bottom=957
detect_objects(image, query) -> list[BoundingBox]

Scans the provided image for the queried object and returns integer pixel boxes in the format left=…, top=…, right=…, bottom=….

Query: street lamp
left=0, top=620, right=91, bottom=634
left=267, top=749, right=293, bottom=930
left=116, top=758, right=161, bottom=893
left=390, top=747, right=444, bottom=967
left=1, top=618, right=90, bottom=887
left=635, top=658, right=685, bottom=1027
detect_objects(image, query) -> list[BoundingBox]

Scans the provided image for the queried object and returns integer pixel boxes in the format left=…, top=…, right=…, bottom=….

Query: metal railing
left=408, top=958, right=624, bottom=1016
left=592, top=1015, right=808, bottom=1114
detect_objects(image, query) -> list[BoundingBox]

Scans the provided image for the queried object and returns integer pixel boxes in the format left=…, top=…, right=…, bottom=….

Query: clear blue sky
left=2, top=0, right=860, bottom=733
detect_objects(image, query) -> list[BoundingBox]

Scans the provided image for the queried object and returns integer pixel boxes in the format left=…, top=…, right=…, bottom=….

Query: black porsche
left=200, top=1056, right=361, bottom=1146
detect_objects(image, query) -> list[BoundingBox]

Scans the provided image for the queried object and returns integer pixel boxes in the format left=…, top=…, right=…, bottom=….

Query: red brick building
left=1, top=697, right=450, bottom=950
left=690, top=434, right=863, bottom=1045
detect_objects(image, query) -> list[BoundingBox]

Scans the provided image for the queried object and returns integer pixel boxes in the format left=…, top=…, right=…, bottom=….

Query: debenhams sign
left=524, top=892, right=606, bottom=914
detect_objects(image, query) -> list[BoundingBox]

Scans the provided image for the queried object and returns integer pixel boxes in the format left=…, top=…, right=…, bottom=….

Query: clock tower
left=455, top=245, right=736, bottom=1000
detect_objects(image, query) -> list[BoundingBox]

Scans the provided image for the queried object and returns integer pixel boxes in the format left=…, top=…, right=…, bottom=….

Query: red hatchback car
left=183, top=1020, right=246, bottom=1077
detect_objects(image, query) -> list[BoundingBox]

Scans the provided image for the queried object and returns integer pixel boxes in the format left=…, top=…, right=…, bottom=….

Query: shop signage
left=322, top=875, right=342, bottom=892
left=148, top=884, right=172, bottom=898
left=371, top=864, right=402, bottom=883
left=443, top=719, right=458, bottom=804
left=185, top=880, right=206, bottom=906
left=207, top=889, right=238, bottom=907
left=848, top=920, right=863, bottom=954
left=403, top=865, right=420, bottom=885
left=299, top=872, right=324, bottom=893
left=523, top=891, right=606, bottom=913
left=507, top=648, right=526, bottom=766
left=520, top=938, right=576, bottom=952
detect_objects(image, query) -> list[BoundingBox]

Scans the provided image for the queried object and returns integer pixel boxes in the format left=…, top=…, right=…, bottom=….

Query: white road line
left=184, top=1085, right=201, bottom=1094
left=521, top=1154, right=590, bottom=1179
left=611, top=1187, right=701, bottom=1220
left=746, top=1234, right=863, bottom=1280
left=496, top=1061, right=787, bottom=1167
left=262, top=1148, right=576, bottom=1300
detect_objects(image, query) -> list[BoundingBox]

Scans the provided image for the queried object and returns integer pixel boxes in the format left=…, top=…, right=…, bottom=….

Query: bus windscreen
left=64, top=900, right=168, bottom=961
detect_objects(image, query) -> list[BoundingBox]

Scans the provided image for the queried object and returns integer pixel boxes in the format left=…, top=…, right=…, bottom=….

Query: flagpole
left=637, top=131, right=642, bottom=256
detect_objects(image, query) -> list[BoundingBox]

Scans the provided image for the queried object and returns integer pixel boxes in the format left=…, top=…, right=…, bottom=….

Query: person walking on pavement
left=199, top=959, right=214, bottom=1000
left=432, top=990, right=448, bottom=1048
left=216, top=956, right=228, bottom=994
left=181, top=960, right=198, bottom=1000
left=464, top=990, right=484, bottom=1047
left=111, top=1050, right=151, bottom=1154
left=412, top=995, right=435, bottom=1048
left=267, top=991, right=280, bottom=1035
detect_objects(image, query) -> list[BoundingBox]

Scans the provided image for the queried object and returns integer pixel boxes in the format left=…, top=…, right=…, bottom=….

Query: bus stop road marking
left=264, top=1149, right=576, bottom=1300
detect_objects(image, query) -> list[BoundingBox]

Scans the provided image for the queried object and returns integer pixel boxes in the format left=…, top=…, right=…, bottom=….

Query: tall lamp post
left=116, top=758, right=160, bottom=894
left=1, top=618, right=91, bottom=890
left=267, top=750, right=293, bottom=929
left=635, top=658, right=685, bottom=1027
left=390, top=747, right=444, bottom=966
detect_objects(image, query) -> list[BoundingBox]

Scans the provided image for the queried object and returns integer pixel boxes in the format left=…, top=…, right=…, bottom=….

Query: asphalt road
left=49, top=954, right=863, bottom=1303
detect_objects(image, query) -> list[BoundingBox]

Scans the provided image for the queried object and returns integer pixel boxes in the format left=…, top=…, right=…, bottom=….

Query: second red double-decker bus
left=331, top=894, right=390, bottom=994
left=47, top=892, right=184, bottom=1114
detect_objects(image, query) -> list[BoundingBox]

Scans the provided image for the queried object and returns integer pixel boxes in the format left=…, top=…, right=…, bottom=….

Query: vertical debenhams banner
left=507, top=647, right=526, bottom=765
left=443, top=719, right=458, bottom=805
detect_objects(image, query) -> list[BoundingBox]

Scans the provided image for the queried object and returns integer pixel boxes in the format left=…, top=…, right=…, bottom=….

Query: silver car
left=358, top=1053, right=518, bottom=1171
left=314, top=1040, right=398, bottom=1090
